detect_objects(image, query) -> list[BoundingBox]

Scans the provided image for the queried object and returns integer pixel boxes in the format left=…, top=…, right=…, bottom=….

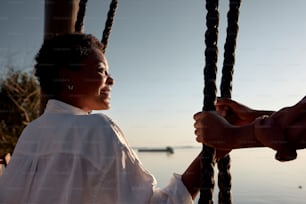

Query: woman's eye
left=97, top=68, right=106, bottom=74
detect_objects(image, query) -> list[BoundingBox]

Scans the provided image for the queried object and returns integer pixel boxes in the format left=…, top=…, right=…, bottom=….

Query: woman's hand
left=194, top=96, right=306, bottom=162
left=193, top=110, right=264, bottom=159
left=193, top=111, right=237, bottom=152
left=216, top=98, right=273, bottom=126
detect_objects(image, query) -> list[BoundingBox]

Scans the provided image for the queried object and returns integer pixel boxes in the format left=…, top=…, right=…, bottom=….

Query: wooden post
left=44, top=0, right=80, bottom=39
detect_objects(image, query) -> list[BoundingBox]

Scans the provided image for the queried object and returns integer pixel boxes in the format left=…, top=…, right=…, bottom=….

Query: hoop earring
left=67, top=85, right=74, bottom=91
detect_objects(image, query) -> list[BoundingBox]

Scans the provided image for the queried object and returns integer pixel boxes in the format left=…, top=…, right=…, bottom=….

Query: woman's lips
left=100, top=89, right=111, bottom=97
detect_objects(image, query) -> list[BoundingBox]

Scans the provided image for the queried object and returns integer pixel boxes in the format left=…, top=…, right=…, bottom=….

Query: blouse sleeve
left=150, top=173, right=194, bottom=204
left=106, top=115, right=194, bottom=203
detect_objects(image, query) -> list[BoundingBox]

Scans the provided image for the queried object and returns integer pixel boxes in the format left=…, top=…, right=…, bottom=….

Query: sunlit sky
left=1, top=0, right=306, bottom=147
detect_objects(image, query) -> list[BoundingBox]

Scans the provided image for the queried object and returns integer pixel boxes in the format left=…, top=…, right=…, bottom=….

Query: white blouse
left=0, top=100, right=193, bottom=204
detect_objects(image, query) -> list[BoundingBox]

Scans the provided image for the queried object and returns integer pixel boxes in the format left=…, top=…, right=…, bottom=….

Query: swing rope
left=218, top=1, right=241, bottom=203
left=101, top=0, right=118, bottom=53
left=199, top=0, right=219, bottom=203
left=199, top=0, right=241, bottom=203
left=74, top=0, right=118, bottom=53
left=220, top=0, right=241, bottom=98
left=75, top=0, right=88, bottom=33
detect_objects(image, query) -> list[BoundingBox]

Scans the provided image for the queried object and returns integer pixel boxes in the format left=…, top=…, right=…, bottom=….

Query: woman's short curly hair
left=34, top=33, right=104, bottom=97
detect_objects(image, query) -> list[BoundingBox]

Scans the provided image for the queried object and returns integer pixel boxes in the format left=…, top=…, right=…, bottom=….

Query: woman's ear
left=58, top=68, right=77, bottom=93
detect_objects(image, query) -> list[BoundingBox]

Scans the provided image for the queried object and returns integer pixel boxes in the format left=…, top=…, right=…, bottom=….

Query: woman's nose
left=106, top=76, right=114, bottom=85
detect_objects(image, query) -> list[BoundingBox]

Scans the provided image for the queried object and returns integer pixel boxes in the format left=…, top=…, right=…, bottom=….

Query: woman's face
left=63, top=48, right=114, bottom=111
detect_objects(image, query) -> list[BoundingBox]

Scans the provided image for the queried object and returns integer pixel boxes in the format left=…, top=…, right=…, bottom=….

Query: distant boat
left=137, top=146, right=174, bottom=154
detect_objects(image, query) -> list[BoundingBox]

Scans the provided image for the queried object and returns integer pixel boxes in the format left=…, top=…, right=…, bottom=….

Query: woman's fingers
left=216, top=105, right=228, bottom=117
left=193, top=111, right=204, bottom=120
left=193, top=111, right=215, bottom=128
left=194, top=112, right=209, bottom=143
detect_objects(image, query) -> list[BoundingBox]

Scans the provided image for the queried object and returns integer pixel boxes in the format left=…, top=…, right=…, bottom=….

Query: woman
left=0, top=33, right=201, bottom=203
left=194, top=97, right=306, bottom=161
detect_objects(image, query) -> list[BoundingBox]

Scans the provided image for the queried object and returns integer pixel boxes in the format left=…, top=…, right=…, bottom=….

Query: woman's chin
left=96, top=102, right=111, bottom=111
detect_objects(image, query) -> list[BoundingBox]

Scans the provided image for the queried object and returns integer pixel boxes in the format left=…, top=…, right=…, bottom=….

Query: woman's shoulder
left=21, top=112, right=114, bottom=136
left=83, top=112, right=114, bottom=126
left=76, top=113, right=123, bottom=137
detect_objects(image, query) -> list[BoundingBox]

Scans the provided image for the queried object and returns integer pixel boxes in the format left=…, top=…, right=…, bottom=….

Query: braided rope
left=199, top=0, right=219, bottom=203
left=218, top=0, right=241, bottom=203
left=220, top=0, right=241, bottom=98
left=101, top=0, right=118, bottom=53
left=75, top=0, right=88, bottom=32
left=217, top=155, right=232, bottom=204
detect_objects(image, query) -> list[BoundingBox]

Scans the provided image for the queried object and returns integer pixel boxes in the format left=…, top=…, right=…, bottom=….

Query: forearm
left=269, top=96, right=306, bottom=150
left=294, top=134, right=306, bottom=150
left=295, top=134, right=306, bottom=149
left=285, top=116, right=306, bottom=150
left=231, top=122, right=264, bottom=149
left=181, top=152, right=201, bottom=199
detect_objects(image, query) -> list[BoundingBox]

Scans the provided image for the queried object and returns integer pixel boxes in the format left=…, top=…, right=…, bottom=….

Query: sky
left=1, top=0, right=306, bottom=147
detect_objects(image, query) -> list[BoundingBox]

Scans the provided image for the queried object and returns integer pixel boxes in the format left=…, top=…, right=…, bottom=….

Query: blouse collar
left=44, top=99, right=90, bottom=115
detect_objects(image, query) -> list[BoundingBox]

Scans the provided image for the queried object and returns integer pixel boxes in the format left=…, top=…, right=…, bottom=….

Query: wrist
left=252, top=110, right=274, bottom=119
left=254, top=115, right=297, bottom=161
left=230, top=122, right=261, bottom=149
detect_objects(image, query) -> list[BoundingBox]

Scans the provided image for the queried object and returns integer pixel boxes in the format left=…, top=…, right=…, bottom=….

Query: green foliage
left=0, top=70, right=40, bottom=157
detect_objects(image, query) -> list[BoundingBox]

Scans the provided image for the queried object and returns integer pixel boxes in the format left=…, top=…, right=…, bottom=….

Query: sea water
left=1, top=146, right=304, bottom=203
left=137, top=146, right=306, bottom=204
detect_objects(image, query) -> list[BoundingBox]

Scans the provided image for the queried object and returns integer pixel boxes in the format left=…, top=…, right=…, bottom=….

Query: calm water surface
left=137, top=146, right=306, bottom=204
